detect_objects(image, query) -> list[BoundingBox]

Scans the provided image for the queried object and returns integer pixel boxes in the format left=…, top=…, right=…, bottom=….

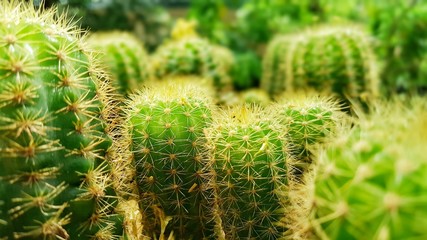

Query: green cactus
left=150, top=19, right=233, bottom=92
left=0, top=1, right=130, bottom=239
left=87, top=31, right=149, bottom=97
left=240, top=88, right=271, bottom=107
left=206, top=105, right=288, bottom=239
left=262, top=26, right=380, bottom=103
left=287, top=100, right=427, bottom=240
left=271, top=94, right=345, bottom=171
left=125, top=81, right=214, bottom=239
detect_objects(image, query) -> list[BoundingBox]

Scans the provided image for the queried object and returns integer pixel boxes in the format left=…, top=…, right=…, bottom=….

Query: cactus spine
left=87, top=31, right=149, bottom=96
left=287, top=100, right=427, bottom=239
left=150, top=19, right=233, bottom=92
left=262, top=26, right=380, bottom=103
left=125, top=81, right=214, bottom=239
left=207, top=106, right=288, bottom=239
left=0, top=1, right=130, bottom=239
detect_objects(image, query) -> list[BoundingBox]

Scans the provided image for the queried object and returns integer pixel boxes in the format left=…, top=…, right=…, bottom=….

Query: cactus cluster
left=125, top=81, right=214, bottom=239
left=0, top=1, right=128, bottom=239
left=150, top=19, right=233, bottom=92
left=262, top=26, right=380, bottom=103
left=87, top=31, right=149, bottom=97
left=287, top=100, right=427, bottom=239
left=206, top=106, right=288, bottom=239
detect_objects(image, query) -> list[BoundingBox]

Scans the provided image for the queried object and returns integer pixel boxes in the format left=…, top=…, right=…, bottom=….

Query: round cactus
left=271, top=94, right=345, bottom=172
left=125, top=81, right=214, bottom=239
left=206, top=105, right=288, bottom=239
left=287, top=100, right=427, bottom=240
left=262, top=26, right=380, bottom=103
left=87, top=31, right=149, bottom=96
left=150, top=19, right=233, bottom=92
left=0, top=1, right=132, bottom=239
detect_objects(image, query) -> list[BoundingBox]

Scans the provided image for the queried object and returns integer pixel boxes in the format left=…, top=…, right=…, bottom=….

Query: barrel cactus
left=0, top=1, right=132, bottom=239
left=87, top=31, right=149, bottom=97
left=150, top=19, right=233, bottom=92
left=287, top=100, right=427, bottom=239
left=271, top=94, right=345, bottom=172
left=125, top=81, right=214, bottom=239
left=262, top=26, right=380, bottom=103
left=206, top=105, right=288, bottom=239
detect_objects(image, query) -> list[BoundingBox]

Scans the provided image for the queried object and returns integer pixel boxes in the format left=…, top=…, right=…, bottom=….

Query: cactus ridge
left=207, top=105, right=288, bottom=240
left=262, top=26, right=380, bottom=103
left=0, top=1, right=126, bottom=238
left=126, top=82, right=214, bottom=239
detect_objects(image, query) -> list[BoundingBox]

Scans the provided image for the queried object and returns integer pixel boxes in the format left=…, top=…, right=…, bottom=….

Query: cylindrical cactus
left=87, top=31, right=149, bottom=97
left=287, top=100, right=427, bottom=240
left=206, top=105, right=288, bottom=239
left=262, top=26, right=380, bottom=103
left=271, top=94, right=345, bottom=172
left=150, top=19, right=233, bottom=92
left=125, top=81, right=214, bottom=239
left=0, top=1, right=131, bottom=239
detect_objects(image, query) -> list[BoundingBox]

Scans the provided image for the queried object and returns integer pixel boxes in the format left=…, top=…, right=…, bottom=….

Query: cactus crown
left=272, top=93, right=346, bottom=163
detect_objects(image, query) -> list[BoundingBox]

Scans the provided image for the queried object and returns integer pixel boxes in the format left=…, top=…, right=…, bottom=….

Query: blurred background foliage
left=32, top=0, right=427, bottom=95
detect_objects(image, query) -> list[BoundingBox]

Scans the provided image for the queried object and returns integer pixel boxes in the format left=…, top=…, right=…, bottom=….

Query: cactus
left=240, top=88, right=271, bottom=107
left=0, top=1, right=131, bottom=238
left=206, top=105, right=288, bottom=239
left=125, top=81, right=214, bottom=239
left=150, top=19, right=233, bottom=92
left=271, top=94, right=345, bottom=172
left=87, top=31, right=149, bottom=97
left=262, top=26, right=380, bottom=103
left=286, top=99, right=427, bottom=239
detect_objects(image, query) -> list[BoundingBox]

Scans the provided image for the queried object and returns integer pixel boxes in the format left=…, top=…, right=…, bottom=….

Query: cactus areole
left=0, top=1, right=124, bottom=239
